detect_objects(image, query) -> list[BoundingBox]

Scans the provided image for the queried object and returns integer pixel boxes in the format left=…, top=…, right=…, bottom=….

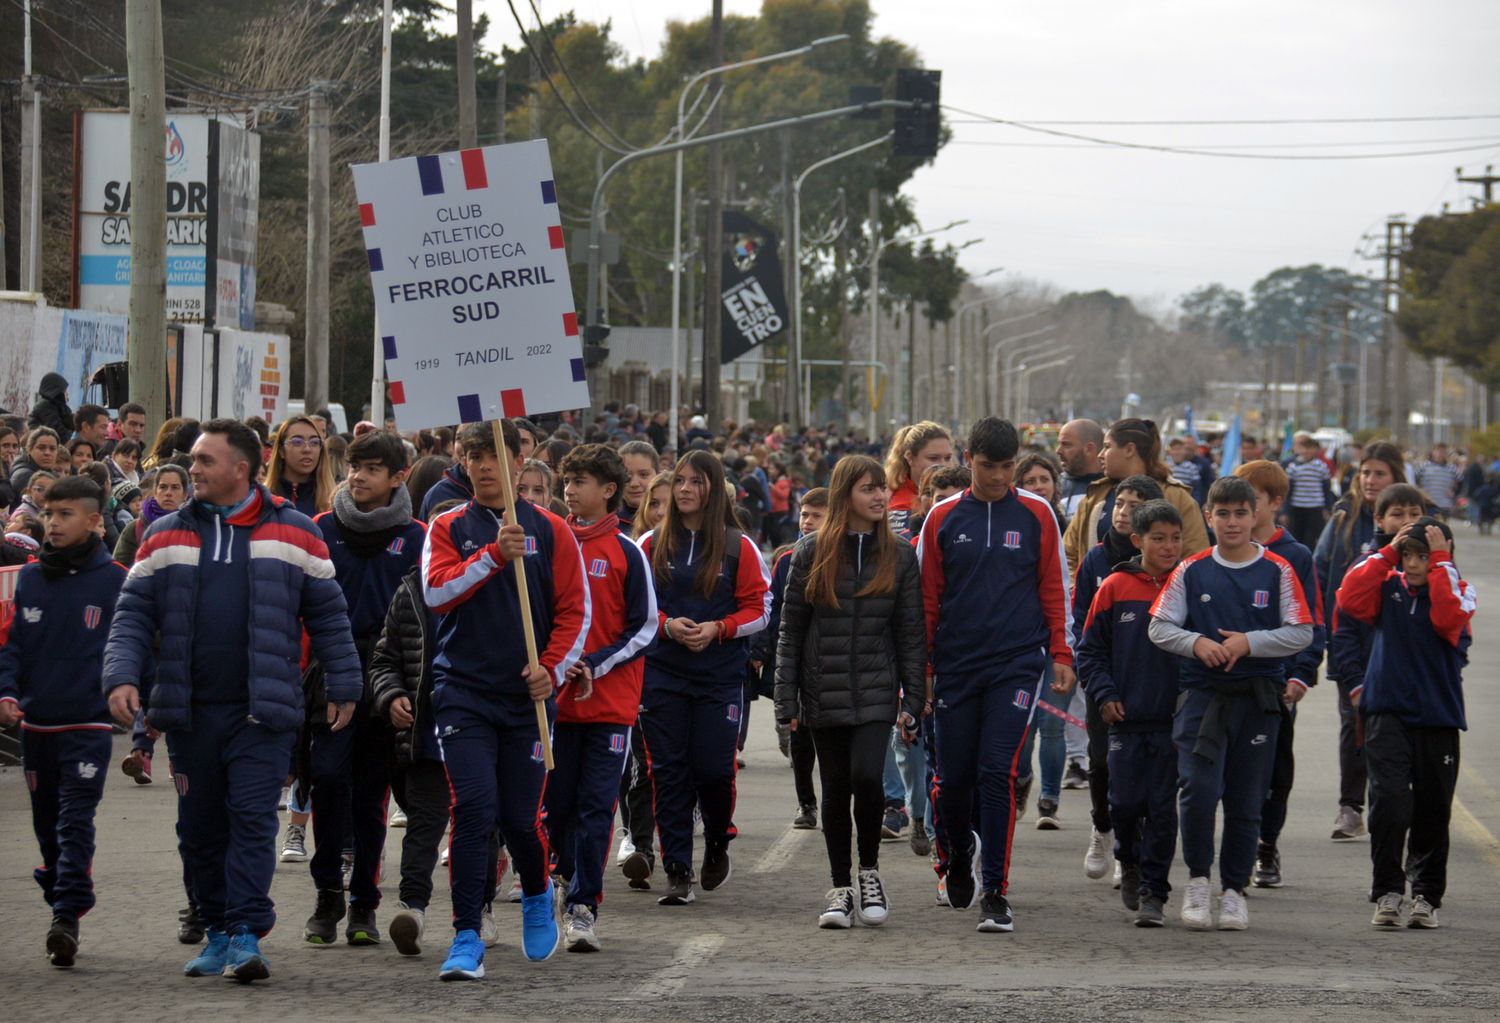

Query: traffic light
left=893, top=68, right=941, bottom=158
left=583, top=321, right=610, bottom=368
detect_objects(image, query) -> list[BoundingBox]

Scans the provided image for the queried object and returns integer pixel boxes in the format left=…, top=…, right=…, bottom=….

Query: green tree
left=1398, top=206, right=1500, bottom=384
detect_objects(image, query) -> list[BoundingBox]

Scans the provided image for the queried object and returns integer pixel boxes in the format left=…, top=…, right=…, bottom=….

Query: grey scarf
left=332, top=483, right=413, bottom=557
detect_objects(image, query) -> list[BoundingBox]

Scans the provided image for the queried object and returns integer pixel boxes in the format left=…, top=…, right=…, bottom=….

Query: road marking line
left=751, top=825, right=810, bottom=874
left=629, top=933, right=725, bottom=1000
left=1461, top=764, right=1500, bottom=805
left=1452, top=795, right=1500, bottom=874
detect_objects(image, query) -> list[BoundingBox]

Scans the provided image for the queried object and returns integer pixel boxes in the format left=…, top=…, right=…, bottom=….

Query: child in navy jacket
left=0, top=477, right=128, bottom=968
left=1077, top=499, right=1182, bottom=926
left=550, top=444, right=658, bottom=952
left=1148, top=476, right=1312, bottom=933
left=1336, top=517, right=1474, bottom=929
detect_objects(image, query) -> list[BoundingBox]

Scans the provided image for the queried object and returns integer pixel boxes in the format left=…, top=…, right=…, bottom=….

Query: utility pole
left=1385, top=216, right=1410, bottom=445
left=781, top=129, right=794, bottom=425
left=20, top=1, right=42, bottom=292
left=836, top=214, right=851, bottom=430
left=1292, top=333, right=1306, bottom=430
left=456, top=0, right=477, bottom=148
left=304, top=82, right=331, bottom=414
left=495, top=68, right=507, bottom=144
left=685, top=194, right=699, bottom=410
left=1314, top=307, right=1330, bottom=429
left=701, top=0, right=726, bottom=428
left=125, top=0, right=168, bottom=426
left=0, top=101, right=8, bottom=288
left=1456, top=164, right=1497, bottom=206
left=867, top=186, right=880, bottom=434
left=905, top=298, right=917, bottom=422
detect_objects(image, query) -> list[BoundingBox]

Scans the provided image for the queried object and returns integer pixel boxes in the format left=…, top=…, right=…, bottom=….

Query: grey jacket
left=773, top=531, right=927, bottom=729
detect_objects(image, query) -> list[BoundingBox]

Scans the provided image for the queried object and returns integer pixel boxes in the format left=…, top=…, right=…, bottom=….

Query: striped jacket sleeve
left=421, top=507, right=506, bottom=613
left=541, top=514, right=591, bottom=686
left=1424, top=550, right=1476, bottom=647
left=719, top=532, right=772, bottom=640
left=584, top=535, right=658, bottom=678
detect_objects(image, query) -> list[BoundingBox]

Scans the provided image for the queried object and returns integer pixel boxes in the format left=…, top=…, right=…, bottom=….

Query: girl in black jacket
left=775, top=454, right=926, bottom=930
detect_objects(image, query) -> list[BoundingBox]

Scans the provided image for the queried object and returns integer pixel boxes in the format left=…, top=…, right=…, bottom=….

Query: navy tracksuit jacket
left=0, top=538, right=125, bottom=919
left=637, top=527, right=771, bottom=873
left=918, top=487, right=1073, bottom=895
left=422, top=497, right=590, bottom=931
left=1077, top=561, right=1178, bottom=899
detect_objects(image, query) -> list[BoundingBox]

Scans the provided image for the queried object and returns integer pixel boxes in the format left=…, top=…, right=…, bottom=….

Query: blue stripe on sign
left=79, top=254, right=205, bottom=286
left=571, top=357, right=585, bottom=382
left=540, top=179, right=557, bottom=204
left=457, top=394, right=482, bottom=423
left=382, top=335, right=398, bottom=360
left=368, top=248, right=384, bottom=272
left=418, top=155, right=444, bottom=195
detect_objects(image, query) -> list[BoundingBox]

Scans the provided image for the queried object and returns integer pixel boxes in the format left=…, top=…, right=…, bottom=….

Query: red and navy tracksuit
left=1259, top=527, right=1325, bottom=848
left=0, top=538, right=126, bottom=922
left=418, top=461, right=473, bottom=521
left=548, top=515, right=657, bottom=912
left=1077, top=561, right=1179, bottom=900
left=308, top=502, right=426, bottom=907
left=1148, top=545, right=1312, bottom=892
left=421, top=497, right=590, bottom=932
left=637, top=527, right=771, bottom=874
left=918, top=487, right=1073, bottom=895
left=1336, top=545, right=1474, bottom=907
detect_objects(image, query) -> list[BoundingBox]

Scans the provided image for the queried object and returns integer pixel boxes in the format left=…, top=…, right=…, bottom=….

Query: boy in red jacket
left=551, top=444, right=658, bottom=952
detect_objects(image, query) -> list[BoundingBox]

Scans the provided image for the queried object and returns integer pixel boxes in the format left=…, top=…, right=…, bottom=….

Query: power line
left=947, top=113, right=1500, bottom=126
left=525, top=0, right=638, bottom=151
left=503, top=0, right=633, bottom=155
left=952, top=133, right=1500, bottom=151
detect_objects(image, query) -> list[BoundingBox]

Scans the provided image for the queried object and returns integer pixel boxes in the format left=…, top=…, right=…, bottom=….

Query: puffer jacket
left=101, top=484, right=363, bottom=733
left=774, top=530, right=926, bottom=729
left=1062, top=473, right=1209, bottom=577
left=369, top=568, right=437, bottom=763
left=27, top=373, right=72, bottom=436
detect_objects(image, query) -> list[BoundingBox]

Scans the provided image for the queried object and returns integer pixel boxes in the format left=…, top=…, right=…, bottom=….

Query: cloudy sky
left=470, top=0, right=1500, bottom=307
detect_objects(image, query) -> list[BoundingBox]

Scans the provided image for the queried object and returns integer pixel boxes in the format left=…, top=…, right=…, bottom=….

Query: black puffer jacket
left=27, top=373, right=72, bottom=436
left=369, top=568, right=437, bottom=764
left=774, top=530, right=926, bottom=729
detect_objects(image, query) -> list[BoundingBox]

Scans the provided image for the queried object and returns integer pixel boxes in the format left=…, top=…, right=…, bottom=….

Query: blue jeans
left=891, top=726, right=933, bottom=838
left=1017, top=663, right=1067, bottom=802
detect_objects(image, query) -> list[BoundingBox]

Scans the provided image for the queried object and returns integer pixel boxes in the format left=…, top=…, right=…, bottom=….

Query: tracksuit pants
left=308, top=711, right=392, bottom=905
left=388, top=756, right=498, bottom=912
left=1364, top=714, right=1459, bottom=907
left=1173, top=688, right=1279, bottom=893
left=22, top=728, right=111, bottom=919
left=549, top=722, right=632, bottom=911
left=166, top=703, right=296, bottom=936
left=1085, top=691, right=1114, bottom=833
left=811, top=722, right=889, bottom=888
left=639, top=673, right=741, bottom=874
left=618, top=724, right=656, bottom=856
left=436, top=696, right=552, bottom=933
left=1259, top=703, right=1296, bottom=846
left=932, top=652, right=1046, bottom=894
left=1107, top=729, right=1178, bottom=900
left=1335, top=676, right=1367, bottom=812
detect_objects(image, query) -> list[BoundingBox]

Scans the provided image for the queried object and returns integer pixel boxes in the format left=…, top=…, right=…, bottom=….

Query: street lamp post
left=1015, top=353, right=1074, bottom=423
left=669, top=34, right=849, bottom=448
left=1001, top=337, right=1059, bottom=419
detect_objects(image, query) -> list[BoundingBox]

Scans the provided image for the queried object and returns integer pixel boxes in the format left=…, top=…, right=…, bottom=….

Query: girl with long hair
left=884, top=421, right=954, bottom=536
left=1314, top=439, right=1408, bottom=840
left=631, top=471, right=672, bottom=539
left=637, top=450, right=771, bottom=906
left=774, top=455, right=925, bottom=929
left=142, top=417, right=186, bottom=470
left=266, top=415, right=335, bottom=516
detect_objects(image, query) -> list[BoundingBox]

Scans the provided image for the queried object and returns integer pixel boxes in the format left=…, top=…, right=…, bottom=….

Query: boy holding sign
left=421, top=420, right=591, bottom=979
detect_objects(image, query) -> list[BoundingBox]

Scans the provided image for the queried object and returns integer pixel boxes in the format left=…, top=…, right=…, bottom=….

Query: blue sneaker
left=184, top=928, right=231, bottom=977
left=521, top=880, right=561, bottom=961
left=439, top=929, right=486, bottom=981
left=223, top=927, right=270, bottom=983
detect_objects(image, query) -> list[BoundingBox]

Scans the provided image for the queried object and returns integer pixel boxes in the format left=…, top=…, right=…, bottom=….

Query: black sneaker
left=1035, top=799, right=1060, bottom=831
left=1252, top=843, right=1282, bottom=888
left=700, top=844, right=732, bottom=891
left=1062, top=758, right=1089, bottom=790
left=657, top=866, right=695, bottom=906
left=1119, top=863, right=1142, bottom=911
left=881, top=805, right=908, bottom=840
left=178, top=904, right=206, bottom=944
left=909, top=826, right=931, bottom=858
left=1015, top=774, right=1034, bottom=820
left=346, top=903, right=381, bottom=945
left=1135, top=894, right=1166, bottom=927
left=304, top=888, right=346, bottom=945
left=46, top=915, right=79, bottom=969
left=976, top=890, right=1014, bottom=933
left=945, top=842, right=978, bottom=911
left=792, top=804, right=818, bottom=830
left=622, top=847, right=654, bottom=891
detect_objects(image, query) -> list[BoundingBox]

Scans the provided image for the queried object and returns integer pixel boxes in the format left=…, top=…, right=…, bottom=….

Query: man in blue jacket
left=103, top=418, right=362, bottom=984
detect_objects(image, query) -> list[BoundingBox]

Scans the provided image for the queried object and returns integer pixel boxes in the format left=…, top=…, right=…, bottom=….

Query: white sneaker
left=280, top=823, right=308, bottom=862
left=1112, top=859, right=1123, bottom=889
left=1084, top=828, right=1112, bottom=880
left=1218, top=888, right=1249, bottom=930
left=277, top=786, right=290, bottom=811
left=616, top=830, right=635, bottom=866
left=564, top=904, right=601, bottom=952
left=1181, top=876, right=1214, bottom=930
left=818, top=887, right=855, bottom=929
left=480, top=903, right=500, bottom=947
left=389, top=902, right=425, bottom=956
left=856, top=869, right=889, bottom=926
left=389, top=807, right=408, bottom=828
left=440, top=842, right=450, bottom=866
left=1407, top=895, right=1440, bottom=929
left=506, top=879, right=524, bottom=904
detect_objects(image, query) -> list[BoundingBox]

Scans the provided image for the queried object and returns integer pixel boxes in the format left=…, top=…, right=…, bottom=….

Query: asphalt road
left=3, top=532, right=1500, bottom=1021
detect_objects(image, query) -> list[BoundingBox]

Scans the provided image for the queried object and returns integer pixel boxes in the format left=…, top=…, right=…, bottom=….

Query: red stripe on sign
left=562, top=312, right=579, bottom=336
left=548, top=225, right=565, bottom=250
left=461, top=149, right=488, bottom=190
left=359, top=202, right=375, bottom=227
left=500, top=389, right=527, bottom=417
left=389, top=381, right=406, bottom=404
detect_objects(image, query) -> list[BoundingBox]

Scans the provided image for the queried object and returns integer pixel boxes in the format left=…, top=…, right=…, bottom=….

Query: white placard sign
left=350, top=140, right=589, bottom=430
